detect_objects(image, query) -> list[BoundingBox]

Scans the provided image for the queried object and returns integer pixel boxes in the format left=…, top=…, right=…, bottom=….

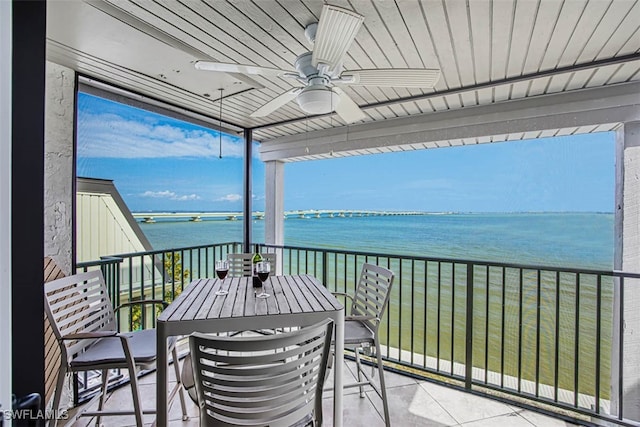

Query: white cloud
left=77, top=111, right=245, bottom=159
left=141, top=190, right=201, bottom=201
left=217, top=193, right=242, bottom=202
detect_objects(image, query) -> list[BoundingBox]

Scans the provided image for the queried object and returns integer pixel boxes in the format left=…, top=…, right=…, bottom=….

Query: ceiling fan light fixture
left=297, top=86, right=340, bottom=115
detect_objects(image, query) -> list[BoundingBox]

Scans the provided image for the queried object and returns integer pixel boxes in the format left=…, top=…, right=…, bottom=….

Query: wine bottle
left=252, top=252, right=263, bottom=287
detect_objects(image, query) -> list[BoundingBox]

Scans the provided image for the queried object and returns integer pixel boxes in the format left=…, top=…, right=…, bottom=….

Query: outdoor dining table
left=155, top=274, right=345, bottom=426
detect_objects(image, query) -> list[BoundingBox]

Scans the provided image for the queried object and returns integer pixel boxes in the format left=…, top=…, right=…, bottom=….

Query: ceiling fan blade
left=339, top=68, right=441, bottom=88
left=333, top=87, right=366, bottom=124
left=250, top=88, right=302, bottom=117
left=195, top=61, right=295, bottom=77
left=311, top=5, right=364, bottom=71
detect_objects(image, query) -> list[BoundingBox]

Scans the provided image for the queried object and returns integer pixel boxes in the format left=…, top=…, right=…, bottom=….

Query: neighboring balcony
left=63, top=242, right=639, bottom=427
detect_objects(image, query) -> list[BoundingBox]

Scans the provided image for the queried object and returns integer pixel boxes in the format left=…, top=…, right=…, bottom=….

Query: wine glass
left=215, top=259, right=229, bottom=295
left=255, top=261, right=270, bottom=298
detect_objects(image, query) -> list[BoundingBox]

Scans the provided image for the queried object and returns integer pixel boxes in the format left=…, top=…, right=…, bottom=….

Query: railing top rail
left=259, top=243, right=640, bottom=278
left=77, top=241, right=640, bottom=278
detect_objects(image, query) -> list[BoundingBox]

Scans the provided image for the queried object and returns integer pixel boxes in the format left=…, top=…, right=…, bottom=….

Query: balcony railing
left=76, top=242, right=640, bottom=427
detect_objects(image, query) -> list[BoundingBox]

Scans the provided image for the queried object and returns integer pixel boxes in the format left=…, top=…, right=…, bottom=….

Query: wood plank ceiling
left=47, top=0, right=640, bottom=150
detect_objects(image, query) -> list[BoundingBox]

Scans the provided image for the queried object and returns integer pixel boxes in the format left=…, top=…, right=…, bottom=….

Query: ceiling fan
left=195, top=4, right=441, bottom=123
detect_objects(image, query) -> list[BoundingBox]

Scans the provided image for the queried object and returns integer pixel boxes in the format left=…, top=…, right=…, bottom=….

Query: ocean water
left=140, top=212, right=614, bottom=270
left=139, top=212, right=616, bottom=395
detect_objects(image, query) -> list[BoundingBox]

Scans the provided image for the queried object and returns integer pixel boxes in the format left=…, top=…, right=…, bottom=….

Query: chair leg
left=171, top=345, right=189, bottom=420
left=127, top=366, right=144, bottom=427
left=95, top=369, right=109, bottom=427
left=354, top=348, right=365, bottom=398
left=374, top=338, right=390, bottom=427
left=50, top=368, right=67, bottom=427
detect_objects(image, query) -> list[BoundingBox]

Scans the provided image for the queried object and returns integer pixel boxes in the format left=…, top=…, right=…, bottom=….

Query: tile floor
left=64, top=357, right=586, bottom=427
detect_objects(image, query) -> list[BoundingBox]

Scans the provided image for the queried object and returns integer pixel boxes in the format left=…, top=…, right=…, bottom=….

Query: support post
left=612, top=121, right=640, bottom=422
left=264, top=160, right=284, bottom=275
left=243, top=128, right=252, bottom=253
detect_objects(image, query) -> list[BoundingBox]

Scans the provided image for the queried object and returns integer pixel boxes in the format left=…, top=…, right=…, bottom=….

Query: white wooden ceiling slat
left=371, top=106, right=398, bottom=119
left=360, top=108, right=384, bottom=121
left=367, top=0, right=425, bottom=69
left=539, top=0, right=588, bottom=70
left=587, top=64, right=623, bottom=87
left=593, top=123, right=617, bottom=132
left=510, top=81, right=530, bottom=99
left=507, top=0, right=540, bottom=77
left=565, top=69, right=597, bottom=91
left=428, top=96, right=448, bottom=111
left=597, top=2, right=640, bottom=58
left=460, top=92, right=477, bottom=108
left=507, top=132, right=525, bottom=141
left=522, top=0, right=564, bottom=74
left=177, top=0, right=297, bottom=70
left=490, top=0, right=515, bottom=81
left=607, top=62, right=640, bottom=84
left=476, top=87, right=493, bottom=104
left=468, top=0, right=491, bottom=84
left=529, top=76, right=551, bottom=96
left=557, top=0, right=612, bottom=67
left=399, top=102, right=423, bottom=116
left=539, top=129, right=557, bottom=138
left=575, top=125, right=600, bottom=134
left=444, top=0, right=477, bottom=86
left=421, top=0, right=461, bottom=89
left=493, top=85, right=511, bottom=103
left=545, top=73, right=573, bottom=94
left=522, top=131, right=540, bottom=139
left=617, top=26, right=640, bottom=56
left=395, top=0, right=448, bottom=93
left=443, top=94, right=461, bottom=110
left=239, top=0, right=310, bottom=56
left=387, top=104, right=407, bottom=118
left=578, top=0, right=637, bottom=63
left=555, top=127, right=579, bottom=136
left=414, top=98, right=435, bottom=113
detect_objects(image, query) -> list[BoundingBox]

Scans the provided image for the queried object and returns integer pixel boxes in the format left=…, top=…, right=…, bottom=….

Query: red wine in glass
left=255, top=262, right=271, bottom=298
left=216, top=268, right=228, bottom=280
left=215, top=260, right=229, bottom=295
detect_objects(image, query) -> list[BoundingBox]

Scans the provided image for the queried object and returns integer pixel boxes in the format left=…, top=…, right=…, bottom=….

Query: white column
left=44, top=61, right=75, bottom=274
left=264, top=161, right=285, bottom=275
left=612, top=121, right=640, bottom=421
left=0, top=0, right=12, bottom=414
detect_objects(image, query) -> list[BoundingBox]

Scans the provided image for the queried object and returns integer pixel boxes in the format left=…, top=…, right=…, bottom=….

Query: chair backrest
left=43, top=270, right=117, bottom=366
left=44, top=257, right=68, bottom=405
left=350, top=263, right=395, bottom=331
left=189, top=318, right=334, bottom=427
left=227, top=253, right=277, bottom=277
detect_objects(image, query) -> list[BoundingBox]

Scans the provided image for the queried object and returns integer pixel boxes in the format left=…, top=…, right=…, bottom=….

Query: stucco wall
left=44, top=61, right=74, bottom=275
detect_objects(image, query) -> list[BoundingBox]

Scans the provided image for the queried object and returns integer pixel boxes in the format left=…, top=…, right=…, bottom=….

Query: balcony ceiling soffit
left=45, top=0, right=640, bottom=151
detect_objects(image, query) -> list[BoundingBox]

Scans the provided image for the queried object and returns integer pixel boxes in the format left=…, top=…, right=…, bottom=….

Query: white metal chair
left=330, top=263, right=395, bottom=426
left=43, top=270, right=187, bottom=426
left=188, top=318, right=334, bottom=427
left=227, top=252, right=277, bottom=277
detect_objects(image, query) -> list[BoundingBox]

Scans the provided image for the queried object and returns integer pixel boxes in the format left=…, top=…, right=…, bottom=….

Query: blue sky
left=77, top=91, right=615, bottom=213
